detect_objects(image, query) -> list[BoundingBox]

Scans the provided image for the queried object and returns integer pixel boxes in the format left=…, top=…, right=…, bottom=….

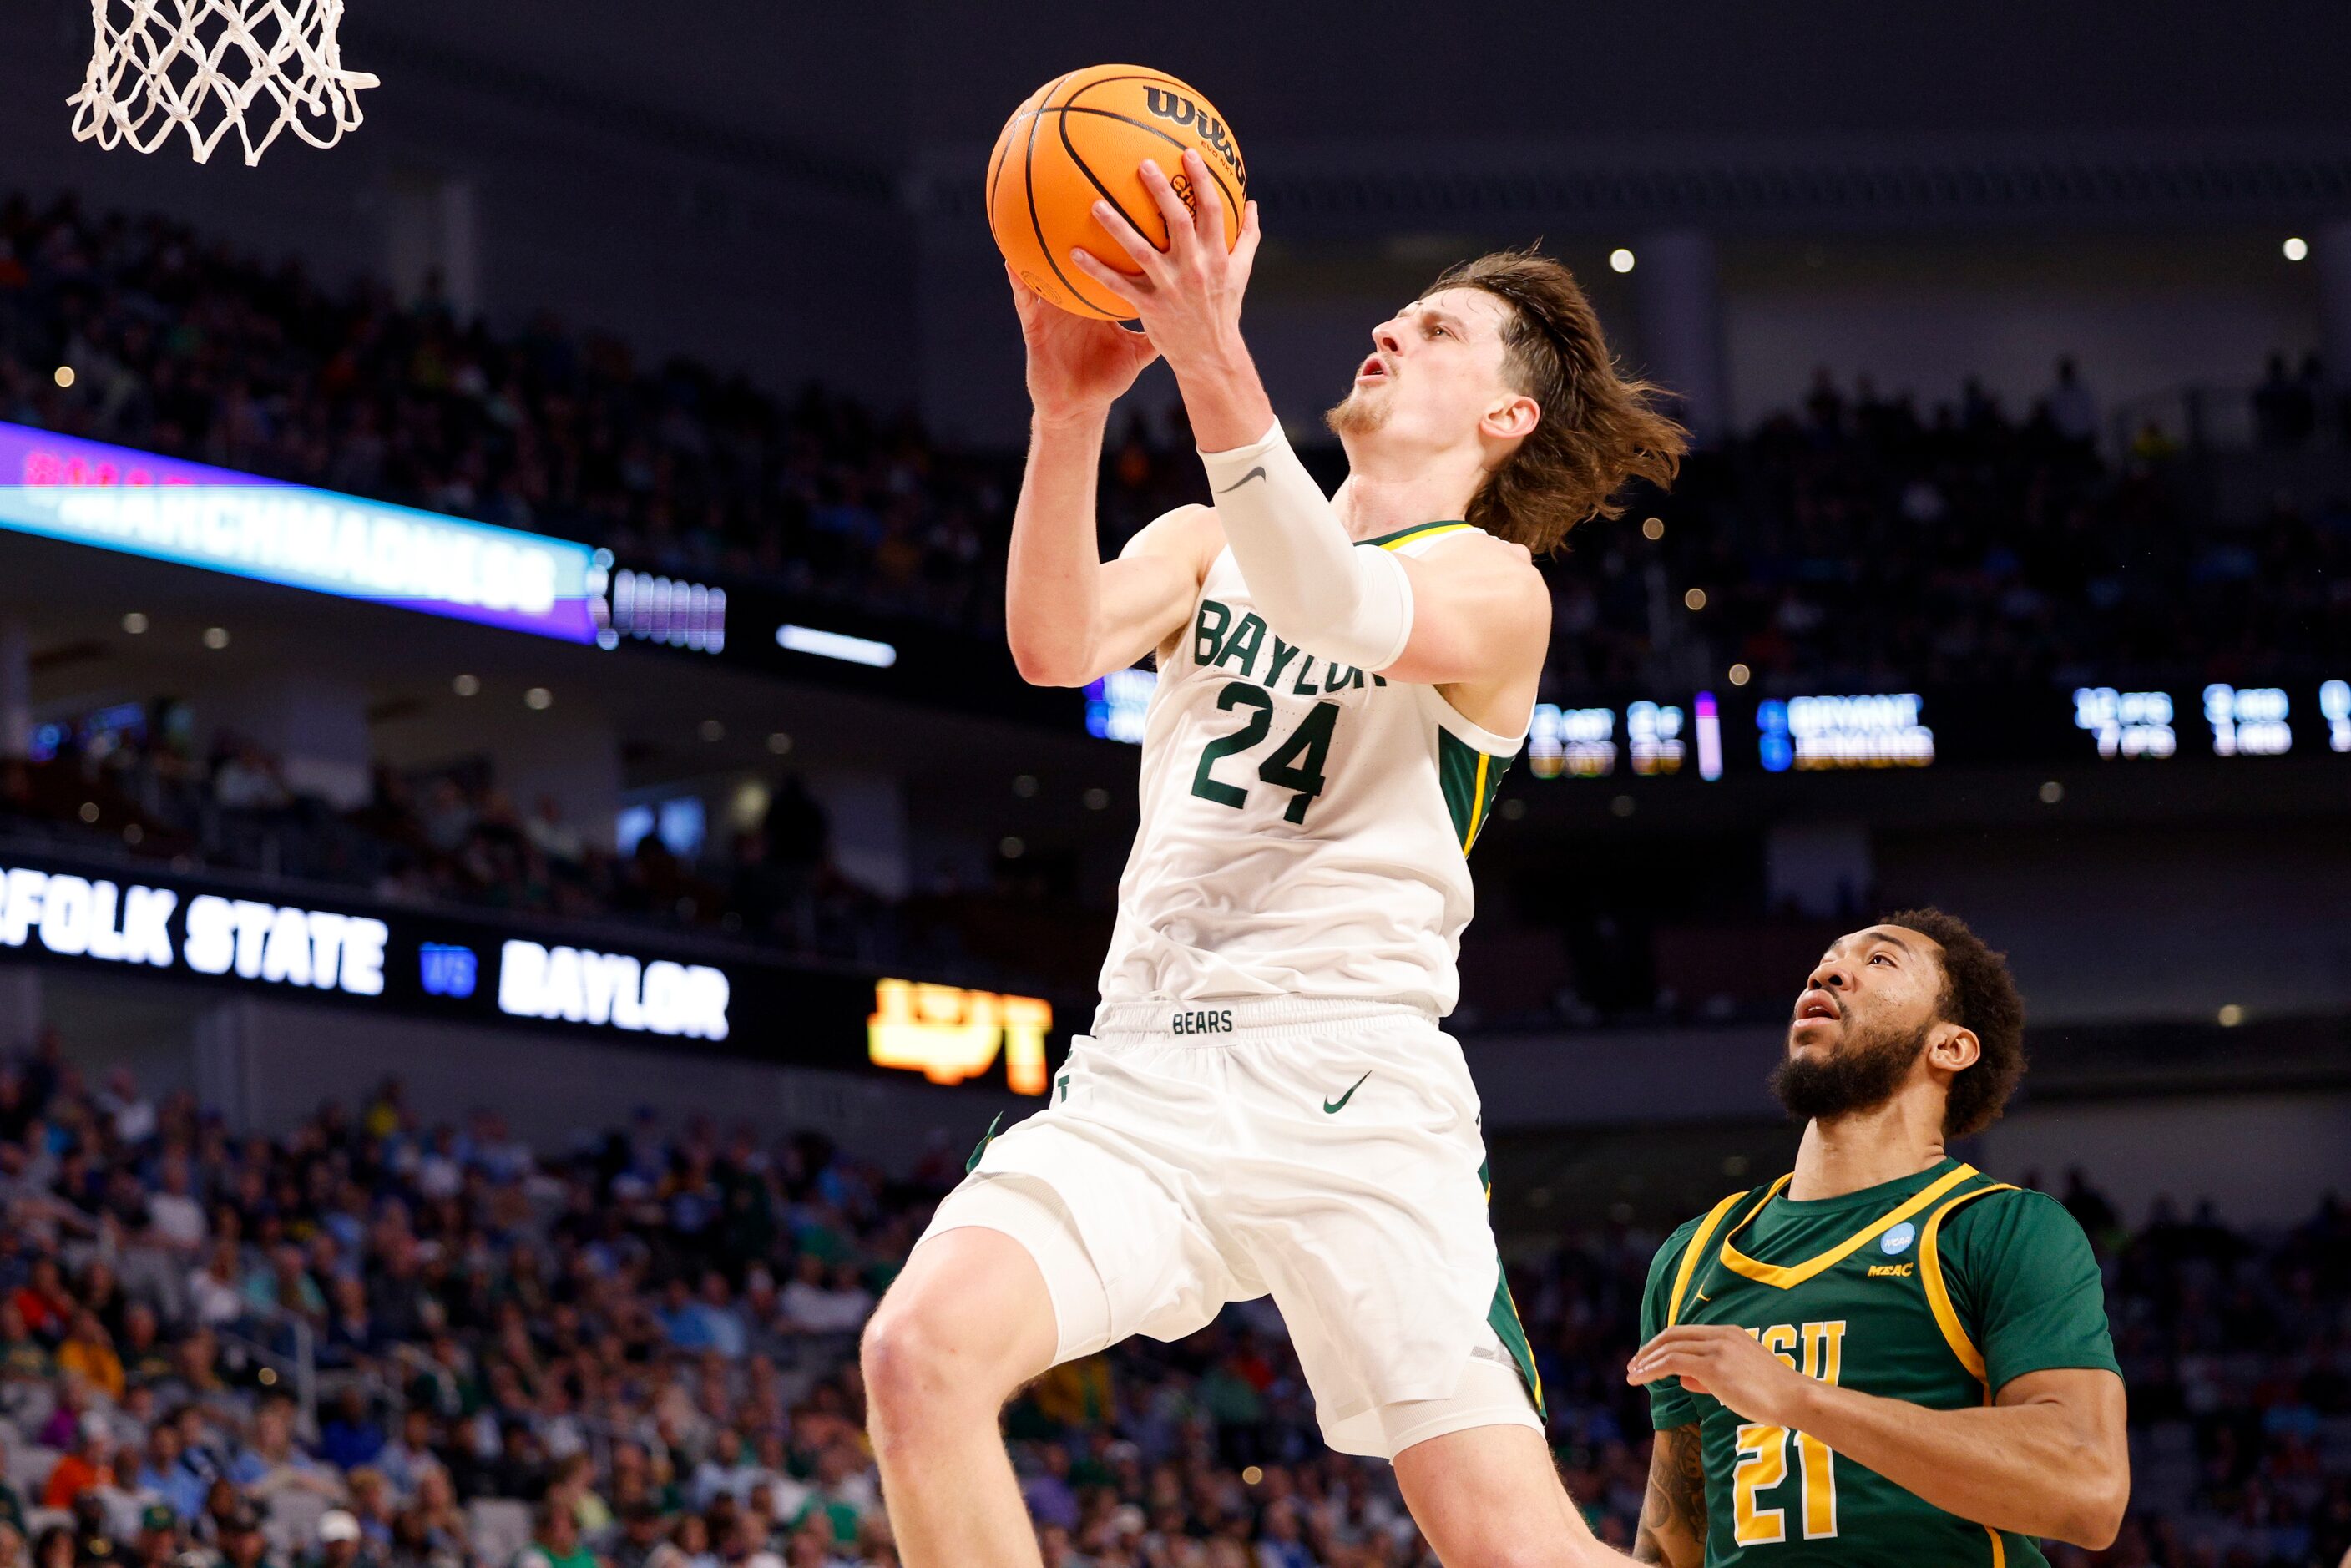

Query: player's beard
left=1769, top=1015, right=1932, bottom=1124
left=1325, top=383, right=1392, bottom=441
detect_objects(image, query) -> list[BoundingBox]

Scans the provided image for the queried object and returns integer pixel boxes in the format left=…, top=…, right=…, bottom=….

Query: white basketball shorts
left=915, top=994, right=1543, bottom=1459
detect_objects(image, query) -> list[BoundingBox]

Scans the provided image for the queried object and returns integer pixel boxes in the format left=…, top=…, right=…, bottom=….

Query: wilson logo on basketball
left=1142, top=89, right=1247, bottom=186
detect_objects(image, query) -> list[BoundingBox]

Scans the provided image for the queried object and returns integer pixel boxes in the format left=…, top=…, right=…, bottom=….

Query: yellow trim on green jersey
left=1716, top=1165, right=1982, bottom=1292
left=1365, top=520, right=1477, bottom=551
left=1437, top=728, right=1512, bottom=854
left=1464, top=750, right=1490, bottom=847
left=1666, top=1187, right=1756, bottom=1327
left=1919, top=1181, right=2020, bottom=1393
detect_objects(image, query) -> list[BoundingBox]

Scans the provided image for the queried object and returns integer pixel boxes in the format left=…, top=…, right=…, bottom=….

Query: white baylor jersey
left=1098, top=520, right=1527, bottom=1016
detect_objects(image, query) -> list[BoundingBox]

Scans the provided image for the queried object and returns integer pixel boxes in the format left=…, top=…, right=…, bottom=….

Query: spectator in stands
left=523, top=801, right=584, bottom=868
left=129, top=1424, right=200, bottom=1523
left=40, top=1415, right=116, bottom=1508
left=56, top=1312, right=124, bottom=1403
left=2045, top=356, right=2098, bottom=445
left=776, top=1259, right=867, bottom=1338
left=145, top=1161, right=206, bottom=1259
left=215, top=1505, right=275, bottom=1568
left=516, top=1500, right=594, bottom=1568
left=2254, top=352, right=2318, bottom=448
left=128, top=1506, right=177, bottom=1568
left=309, top=1511, right=371, bottom=1568
left=0, top=1302, right=52, bottom=1383
left=245, top=1401, right=342, bottom=1508
left=97, top=1073, right=154, bottom=1147
left=318, top=1393, right=384, bottom=1474
left=12, top=1260, right=74, bottom=1342
left=0, top=1452, right=26, bottom=1536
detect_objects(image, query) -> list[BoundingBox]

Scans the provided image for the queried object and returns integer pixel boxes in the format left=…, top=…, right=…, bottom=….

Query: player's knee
left=861, top=1295, right=997, bottom=1429
left=857, top=1299, right=934, bottom=1417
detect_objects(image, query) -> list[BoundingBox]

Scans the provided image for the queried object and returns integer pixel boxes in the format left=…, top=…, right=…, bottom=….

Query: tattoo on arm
left=1634, top=1424, right=1709, bottom=1567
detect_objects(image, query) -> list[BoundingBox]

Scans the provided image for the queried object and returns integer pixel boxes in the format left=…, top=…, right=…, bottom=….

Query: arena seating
left=2, top=1035, right=2346, bottom=1567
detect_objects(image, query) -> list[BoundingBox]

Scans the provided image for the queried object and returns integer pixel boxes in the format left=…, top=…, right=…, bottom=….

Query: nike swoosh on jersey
left=1217, top=466, right=1267, bottom=493
left=1322, top=1070, right=1372, bottom=1114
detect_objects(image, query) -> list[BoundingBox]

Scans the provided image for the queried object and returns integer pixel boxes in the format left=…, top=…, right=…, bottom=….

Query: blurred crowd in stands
left=1609, top=363, right=2349, bottom=694
left=3, top=191, right=2347, bottom=706
left=2, top=1034, right=2348, bottom=1568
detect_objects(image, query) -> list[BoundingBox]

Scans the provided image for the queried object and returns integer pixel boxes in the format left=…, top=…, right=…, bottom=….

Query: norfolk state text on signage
left=0, top=847, right=1077, bottom=1081
left=0, top=862, right=388, bottom=995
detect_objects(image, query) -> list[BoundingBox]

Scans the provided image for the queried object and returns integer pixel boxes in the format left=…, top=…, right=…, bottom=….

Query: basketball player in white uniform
left=865, top=149, right=1685, bottom=1566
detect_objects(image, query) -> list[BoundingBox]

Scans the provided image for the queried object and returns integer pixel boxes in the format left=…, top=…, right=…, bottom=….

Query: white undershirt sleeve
left=1196, top=421, right=1416, bottom=673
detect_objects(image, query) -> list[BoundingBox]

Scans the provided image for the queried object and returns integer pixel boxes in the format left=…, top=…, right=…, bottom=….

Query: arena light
left=2283, top=236, right=2309, bottom=261
left=775, top=623, right=897, bottom=668
left=1609, top=248, right=1636, bottom=273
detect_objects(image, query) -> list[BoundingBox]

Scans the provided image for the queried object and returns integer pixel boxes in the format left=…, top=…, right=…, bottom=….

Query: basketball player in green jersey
left=1626, top=908, right=2128, bottom=1567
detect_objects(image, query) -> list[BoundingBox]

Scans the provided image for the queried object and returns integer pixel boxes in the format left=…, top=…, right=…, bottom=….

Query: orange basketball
left=987, top=65, right=1248, bottom=321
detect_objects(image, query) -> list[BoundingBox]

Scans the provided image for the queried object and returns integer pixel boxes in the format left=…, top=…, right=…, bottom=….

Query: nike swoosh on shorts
left=1322, top=1070, right=1372, bottom=1114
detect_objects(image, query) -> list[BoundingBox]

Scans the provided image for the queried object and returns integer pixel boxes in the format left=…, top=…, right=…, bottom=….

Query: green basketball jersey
left=1640, top=1159, right=2119, bottom=1568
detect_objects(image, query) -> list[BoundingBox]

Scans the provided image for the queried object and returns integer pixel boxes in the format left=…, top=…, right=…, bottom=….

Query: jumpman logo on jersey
left=1322, top=1070, right=1372, bottom=1114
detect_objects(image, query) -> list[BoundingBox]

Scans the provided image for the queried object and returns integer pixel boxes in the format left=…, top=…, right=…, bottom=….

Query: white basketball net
left=68, top=0, right=378, bottom=166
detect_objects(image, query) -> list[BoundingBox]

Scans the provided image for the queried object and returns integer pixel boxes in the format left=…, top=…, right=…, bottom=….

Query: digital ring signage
left=0, top=420, right=1084, bottom=734
left=0, top=849, right=1070, bottom=1097
left=0, top=422, right=603, bottom=642
left=1086, top=670, right=2351, bottom=775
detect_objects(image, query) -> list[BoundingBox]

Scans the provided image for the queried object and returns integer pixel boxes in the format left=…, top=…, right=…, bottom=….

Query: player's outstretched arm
left=1001, top=264, right=1206, bottom=688
left=1632, top=1424, right=1707, bottom=1567
left=1629, top=1327, right=2130, bottom=1548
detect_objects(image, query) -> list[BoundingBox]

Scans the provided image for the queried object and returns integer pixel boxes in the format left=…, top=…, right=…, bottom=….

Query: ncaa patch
left=1881, top=1221, right=1918, bottom=1256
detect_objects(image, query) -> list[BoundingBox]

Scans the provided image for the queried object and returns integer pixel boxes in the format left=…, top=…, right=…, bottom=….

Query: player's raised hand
left=1627, top=1324, right=1820, bottom=1429
left=1006, top=260, right=1161, bottom=425
left=1069, top=148, right=1262, bottom=377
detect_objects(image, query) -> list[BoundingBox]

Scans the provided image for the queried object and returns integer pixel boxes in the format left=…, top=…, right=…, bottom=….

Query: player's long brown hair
left=1427, top=249, right=1687, bottom=556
